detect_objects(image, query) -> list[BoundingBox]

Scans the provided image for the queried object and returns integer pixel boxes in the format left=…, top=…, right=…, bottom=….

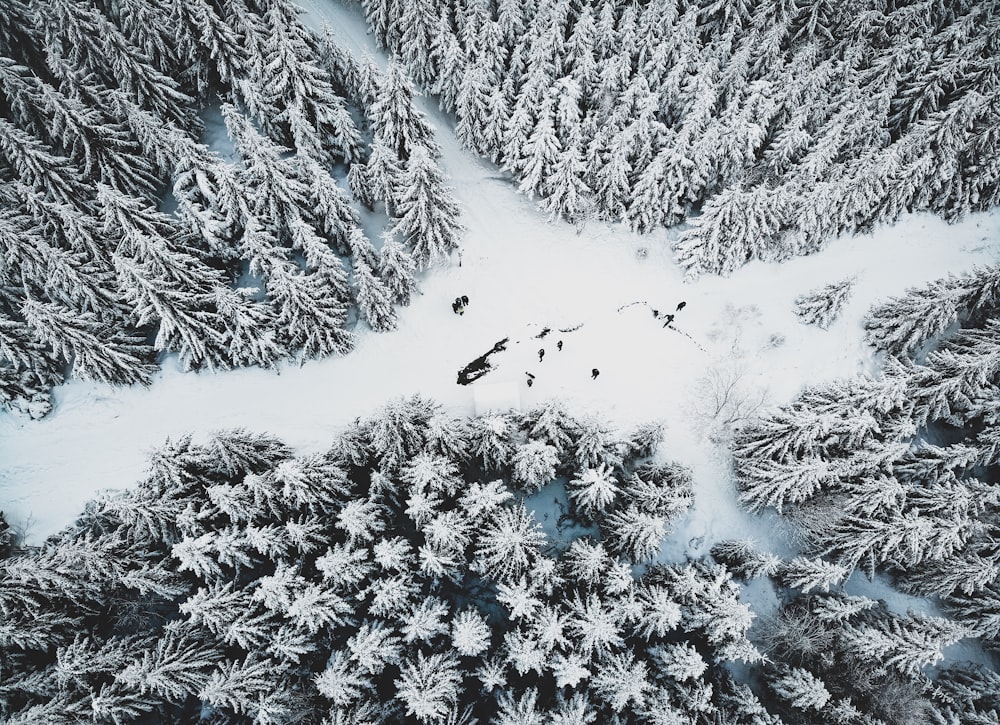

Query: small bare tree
left=689, top=362, right=770, bottom=444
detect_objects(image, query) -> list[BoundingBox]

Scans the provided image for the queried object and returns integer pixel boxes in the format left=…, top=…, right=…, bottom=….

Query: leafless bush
left=689, top=362, right=770, bottom=444
left=757, top=605, right=835, bottom=668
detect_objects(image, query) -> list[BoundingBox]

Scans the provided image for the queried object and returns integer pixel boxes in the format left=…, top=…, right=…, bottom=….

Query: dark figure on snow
left=452, top=300, right=461, bottom=314
left=538, top=348, right=545, bottom=361
left=652, top=309, right=660, bottom=318
left=676, top=301, right=687, bottom=311
left=591, top=368, right=600, bottom=380
left=557, top=340, right=563, bottom=351
left=462, top=295, right=469, bottom=306
left=662, top=314, right=674, bottom=327
left=527, top=377, right=533, bottom=387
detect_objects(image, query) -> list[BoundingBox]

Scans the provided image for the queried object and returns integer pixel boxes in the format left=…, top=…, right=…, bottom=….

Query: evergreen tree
left=542, top=128, right=593, bottom=225
left=674, top=186, right=789, bottom=278
left=20, top=297, right=156, bottom=385
left=370, top=60, right=439, bottom=159
left=515, top=100, right=560, bottom=200
left=769, top=665, right=832, bottom=712
left=511, top=441, right=560, bottom=493
left=390, top=146, right=464, bottom=268
left=795, top=276, right=857, bottom=329
left=378, top=238, right=418, bottom=305
left=474, top=503, right=546, bottom=583
left=394, top=651, right=462, bottom=723
left=567, top=464, right=619, bottom=520
left=353, top=258, right=398, bottom=333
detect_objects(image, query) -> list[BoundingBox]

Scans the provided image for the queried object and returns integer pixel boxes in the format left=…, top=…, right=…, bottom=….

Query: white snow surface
left=473, top=381, right=522, bottom=417
left=2, top=0, right=999, bottom=573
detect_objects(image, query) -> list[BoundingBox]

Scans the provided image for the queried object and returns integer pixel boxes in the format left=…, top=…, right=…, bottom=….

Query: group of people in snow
left=525, top=341, right=599, bottom=386
left=455, top=295, right=689, bottom=389
left=652, top=300, right=687, bottom=327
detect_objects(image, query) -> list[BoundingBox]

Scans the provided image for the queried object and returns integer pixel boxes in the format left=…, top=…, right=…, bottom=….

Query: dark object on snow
left=452, top=301, right=461, bottom=314
left=457, top=338, right=510, bottom=385
left=526, top=377, right=533, bottom=387
left=0, top=511, right=12, bottom=558
left=557, top=340, right=563, bottom=351
left=525, top=372, right=535, bottom=379
left=676, top=301, right=687, bottom=311
left=535, top=327, right=552, bottom=339
left=652, top=309, right=660, bottom=318
left=591, top=368, right=600, bottom=379
left=462, top=295, right=469, bottom=305
left=662, top=314, right=675, bottom=327
left=538, top=348, right=545, bottom=361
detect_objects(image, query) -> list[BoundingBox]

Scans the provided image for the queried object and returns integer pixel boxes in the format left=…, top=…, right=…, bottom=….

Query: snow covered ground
left=1, top=0, right=999, bottom=569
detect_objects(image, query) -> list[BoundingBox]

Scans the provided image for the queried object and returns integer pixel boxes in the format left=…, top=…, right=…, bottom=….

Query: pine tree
left=363, top=139, right=404, bottom=214
left=353, top=258, right=398, bottom=333
left=842, top=612, right=970, bottom=678
left=864, top=265, right=1000, bottom=357
left=214, top=287, right=284, bottom=368
left=590, top=129, right=634, bottom=221
left=769, top=665, right=832, bottom=711
left=370, top=61, right=439, bottom=159
left=710, top=539, right=781, bottom=579
left=795, top=277, right=857, bottom=329
left=20, top=297, right=156, bottom=385
left=674, top=186, right=789, bottom=277
left=510, top=441, right=560, bottom=493
left=604, top=505, right=667, bottom=563
left=0, top=59, right=158, bottom=197
left=116, top=625, right=222, bottom=702
left=39, top=0, right=196, bottom=126
left=474, top=503, right=546, bottom=582
left=454, top=63, right=493, bottom=155
left=590, top=651, right=649, bottom=712
left=347, top=622, right=401, bottom=675
left=267, top=259, right=354, bottom=358
left=222, top=104, right=308, bottom=228
left=302, top=159, right=361, bottom=253
left=394, top=651, right=462, bottom=723
left=542, top=128, right=592, bottom=225
left=390, top=146, right=464, bottom=268
left=428, top=18, right=464, bottom=113
left=777, top=556, right=849, bottom=593
left=566, top=463, right=620, bottom=520
left=199, top=655, right=284, bottom=717
left=315, top=649, right=371, bottom=707
left=515, top=100, right=560, bottom=200
left=0, top=117, right=90, bottom=207
left=378, top=238, right=418, bottom=305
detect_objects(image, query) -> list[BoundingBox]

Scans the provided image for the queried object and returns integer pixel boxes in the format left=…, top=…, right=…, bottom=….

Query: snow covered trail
left=1, top=0, right=999, bottom=555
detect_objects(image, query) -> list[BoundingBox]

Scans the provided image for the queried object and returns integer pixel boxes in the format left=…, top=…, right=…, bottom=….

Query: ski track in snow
left=1, top=3, right=999, bottom=648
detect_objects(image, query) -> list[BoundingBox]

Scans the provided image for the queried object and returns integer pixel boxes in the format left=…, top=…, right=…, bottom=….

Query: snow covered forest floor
left=0, top=0, right=995, bottom=563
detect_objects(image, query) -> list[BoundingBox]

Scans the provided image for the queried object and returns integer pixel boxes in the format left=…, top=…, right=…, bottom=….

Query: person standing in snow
left=462, top=295, right=469, bottom=306
left=591, top=368, right=600, bottom=379
left=662, top=314, right=674, bottom=327
left=676, top=301, right=687, bottom=311
left=452, top=300, right=461, bottom=314
left=526, top=372, right=535, bottom=387
left=538, top=349, right=545, bottom=361
left=557, top=340, right=563, bottom=351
